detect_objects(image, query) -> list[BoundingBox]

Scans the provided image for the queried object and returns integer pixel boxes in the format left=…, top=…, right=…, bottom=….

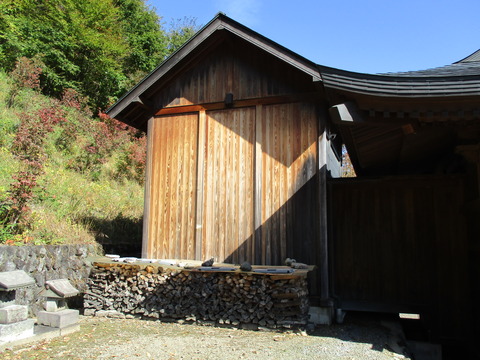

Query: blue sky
left=150, top=0, right=479, bottom=74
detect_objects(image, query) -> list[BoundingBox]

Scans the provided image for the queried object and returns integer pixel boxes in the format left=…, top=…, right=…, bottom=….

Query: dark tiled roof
left=319, top=49, right=480, bottom=97
left=379, top=49, right=480, bottom=78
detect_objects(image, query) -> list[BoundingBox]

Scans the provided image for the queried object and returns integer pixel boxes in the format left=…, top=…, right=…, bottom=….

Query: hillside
left=0, top=68, right=145, bottom=255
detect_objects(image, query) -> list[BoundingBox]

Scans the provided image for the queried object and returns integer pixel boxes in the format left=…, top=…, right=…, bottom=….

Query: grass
left=0, top=70, right=145, bottom=247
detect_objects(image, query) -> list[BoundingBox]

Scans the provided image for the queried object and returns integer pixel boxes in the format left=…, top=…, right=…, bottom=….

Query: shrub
left=0, top=104, right=66, bottom=236
left=7, top=57, right=43, bottom=107
left=115, top=134, right=147, bottom=184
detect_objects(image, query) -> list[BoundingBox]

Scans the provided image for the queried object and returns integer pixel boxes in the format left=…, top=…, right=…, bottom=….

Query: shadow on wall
left=80, top=214, right=143, bottom=257
left=223, top=171, right=320, bottom=296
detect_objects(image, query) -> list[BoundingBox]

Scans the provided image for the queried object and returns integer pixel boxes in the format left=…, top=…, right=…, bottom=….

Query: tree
left=115, top=0, right=167, bottom=83
left=0, top=0, right=199, bottom=111
left=166, top=17, right=199, bottom=54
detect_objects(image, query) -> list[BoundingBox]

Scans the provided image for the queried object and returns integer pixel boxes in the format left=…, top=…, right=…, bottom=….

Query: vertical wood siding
left=260, top=103, right=318, bottom=265
left=146, top=102, right=320, bottom=267
left=155, top=42, right=314, bottom=109
left=146, top=114, right=198, bottom=259
left=328, top=176, right=469, bottom=338
left=202, top=108, right=255, bottom=263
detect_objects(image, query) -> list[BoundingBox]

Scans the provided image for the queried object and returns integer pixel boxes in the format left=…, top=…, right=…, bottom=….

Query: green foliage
left=0, top=1, right=201, bottom=246
left=0, top=69, right=145, bottom=246
left=0, top=0, right=199, bottom=111
left=115, top=0, right=167, bottom=78
left=166, top=17, right=199, bottom=54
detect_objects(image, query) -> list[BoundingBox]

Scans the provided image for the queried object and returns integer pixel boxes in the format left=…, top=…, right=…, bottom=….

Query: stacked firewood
left=84, top=263, right=309, bottom=329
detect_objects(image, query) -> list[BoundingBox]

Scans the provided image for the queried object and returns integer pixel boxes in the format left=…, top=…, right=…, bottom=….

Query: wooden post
left=317, top=116, right=331, bottom=304
left=195, top=111, right=207, bottom=260
left=142, top=117, right=155, bottom=258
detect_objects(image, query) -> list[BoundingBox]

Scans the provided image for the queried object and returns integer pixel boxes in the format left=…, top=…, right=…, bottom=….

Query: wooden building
left=108, top=13, right=480, bottom=352
left=107, top=14, right=339, bottom=300
left=322, top=53, right=480, bottom=352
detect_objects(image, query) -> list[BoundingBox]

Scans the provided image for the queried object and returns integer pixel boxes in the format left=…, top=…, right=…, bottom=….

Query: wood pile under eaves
left=84, top=261, right=310, bottom=330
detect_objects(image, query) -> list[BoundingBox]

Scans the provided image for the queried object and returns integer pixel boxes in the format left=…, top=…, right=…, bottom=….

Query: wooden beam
left=194, top=111, right=207, bottom=260
left=132, top=96, right=154, bottom=110
left=155, top=93, right=318, bottom=116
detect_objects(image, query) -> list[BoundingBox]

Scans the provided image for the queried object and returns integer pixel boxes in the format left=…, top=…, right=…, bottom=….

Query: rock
left=95, top=310, right=125, bottom=319
left=290, top=262, right=308, bottom=269
left=201, top=258, right=214, bottom=267
left=84, top=309, right=96, bottom=316
left=240, top=262, right=252, bottom=272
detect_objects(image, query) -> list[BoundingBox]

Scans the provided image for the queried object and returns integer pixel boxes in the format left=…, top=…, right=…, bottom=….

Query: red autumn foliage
left=2, top=104, right=66, bottom=229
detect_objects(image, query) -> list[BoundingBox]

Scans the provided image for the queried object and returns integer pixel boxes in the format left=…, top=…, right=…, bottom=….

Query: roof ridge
left=454, top=49, right=480, bottom=63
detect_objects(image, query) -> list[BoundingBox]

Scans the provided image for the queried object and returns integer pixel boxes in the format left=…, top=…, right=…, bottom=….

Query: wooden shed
left=107, top=13, right=340, bottom=299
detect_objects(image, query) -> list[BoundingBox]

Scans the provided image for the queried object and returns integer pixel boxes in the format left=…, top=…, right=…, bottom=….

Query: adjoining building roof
left=319, top=50, right=480, bottom=97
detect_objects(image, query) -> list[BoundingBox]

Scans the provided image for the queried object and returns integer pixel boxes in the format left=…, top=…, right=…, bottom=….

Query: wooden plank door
left=260, top=103, right=318, bottom=265
left=144, top=114, right=198, bottom=259
left=201, top=107, right=256, bottom=263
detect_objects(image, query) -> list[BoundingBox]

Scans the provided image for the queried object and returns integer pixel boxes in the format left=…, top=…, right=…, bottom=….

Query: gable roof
left=107, top=13, right=320, bottom=128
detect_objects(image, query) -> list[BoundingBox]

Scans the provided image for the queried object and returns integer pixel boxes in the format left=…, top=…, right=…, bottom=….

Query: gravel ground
left=2, top=314, right=410, bottom=360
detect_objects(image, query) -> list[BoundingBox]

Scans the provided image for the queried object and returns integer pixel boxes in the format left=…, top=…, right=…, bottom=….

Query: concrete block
left=0, top=319, right=34, bottom=343
left=308, top=306, right=334, bottom=325
left=37, top=309, right=79, bottom=328
left=0, top=305, right=28, bottom=324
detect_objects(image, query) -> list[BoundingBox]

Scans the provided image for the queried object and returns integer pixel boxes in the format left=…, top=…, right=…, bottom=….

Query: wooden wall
left=328, top=175, right=470, bottom=339
left=142, top=39, right=324, bottom=268
left=153, top=37, right=315, bottom=110
left=144, top=102, right=320, bottom=267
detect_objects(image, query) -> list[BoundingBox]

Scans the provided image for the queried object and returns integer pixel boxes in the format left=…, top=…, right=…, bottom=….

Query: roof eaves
left=107, top=13, right=321, bottom=120
left=318, top=64, right=480, bottom=97
left=107, top=13, right=225, bottom=118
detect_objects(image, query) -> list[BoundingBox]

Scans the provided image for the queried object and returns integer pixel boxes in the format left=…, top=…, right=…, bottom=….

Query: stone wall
left=85, top=261, right=310, bottom=330
left=0, top=244, right=101, bottom=315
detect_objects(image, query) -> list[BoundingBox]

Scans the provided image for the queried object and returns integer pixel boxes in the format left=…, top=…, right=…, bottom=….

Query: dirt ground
left=1, top=313, right=410, bottom=360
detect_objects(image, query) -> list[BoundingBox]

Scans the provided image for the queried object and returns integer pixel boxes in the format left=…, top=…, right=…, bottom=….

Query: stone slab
left=0, top=305, right=28, bottom=324
left=0, top=270, right=35, bottom=290
left=37, top=309, right=79, bottom=328
left=45, top=279, right=79, bottom=298
left=0, top=319, right=34, bottom=343
left=0, top=323, right=81, bottom=351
